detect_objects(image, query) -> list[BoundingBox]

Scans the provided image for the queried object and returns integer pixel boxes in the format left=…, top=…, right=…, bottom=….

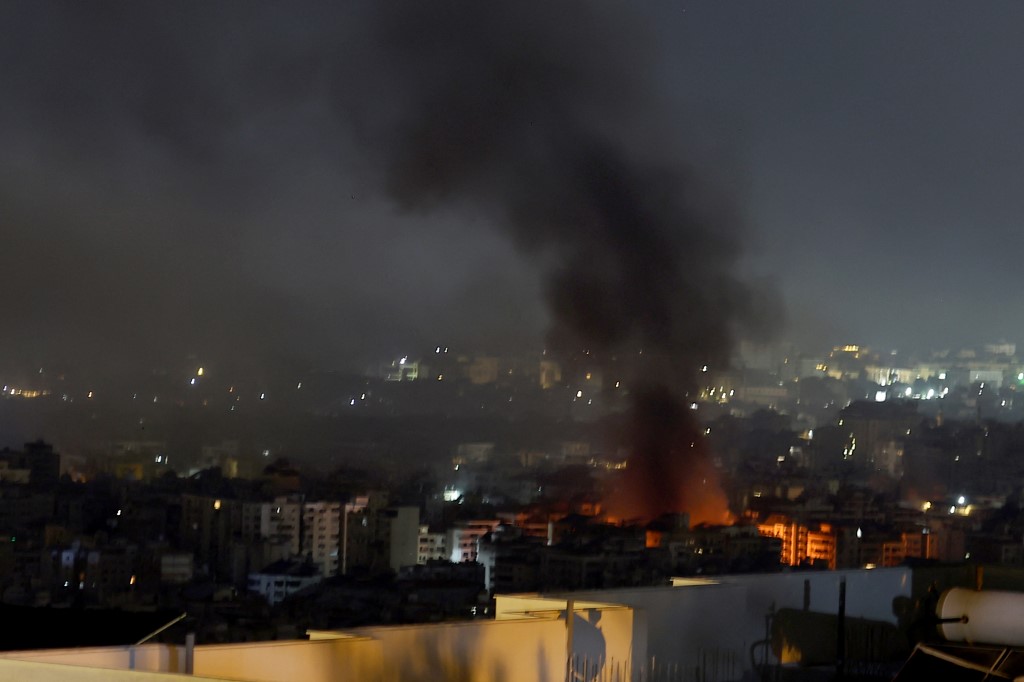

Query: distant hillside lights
left=701, top=384, right=735, bottom=403
left=373, top=351, right=566, bottom=389
left=874, top=385, right=949, bottom=402
left=0, top=385, right=49, bottom=398
left=381, top=356, right=420, bottom=382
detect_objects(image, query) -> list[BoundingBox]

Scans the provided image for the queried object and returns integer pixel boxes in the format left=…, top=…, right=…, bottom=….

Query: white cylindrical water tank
left=938, top=588, right=1024, bottom=646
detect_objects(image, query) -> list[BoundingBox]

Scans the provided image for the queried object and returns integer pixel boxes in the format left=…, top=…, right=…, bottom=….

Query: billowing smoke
left=342, top=2, right=776, bottom=524
left=1, top=1, right=773, bottom=521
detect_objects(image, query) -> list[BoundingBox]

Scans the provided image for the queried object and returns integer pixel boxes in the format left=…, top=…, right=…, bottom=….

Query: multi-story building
left=261, top=496, right=302, bottom=557
left=447, top=520, right=501, bottom=563
left=302, top=501, right=341, bottom=577
left=757, top=516, right=838, bottom=569
left=476, top=526, right=542, bottom=593
left=179, top=494, right=243, bottom=576
left=342, top=494, right=420, bottom=573
left=837, top=400, right=919, bottom=470
left=806, top=525, right=837, bottom=569
left=247, top=559, right=321, bottom=605
left=417, top=525, right=447, bottom=565
left=381, top=506, right=420, bottom=571
left=0, top=440, right=60, bottom=487
left=159, top=552, right=194, bottom=585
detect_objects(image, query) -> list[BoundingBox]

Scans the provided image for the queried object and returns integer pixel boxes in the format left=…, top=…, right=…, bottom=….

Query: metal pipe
left=135, top=612, right=187, bottom=646
left=185, top=632, right=195, bottom=674
left=836, top=577, right=846, bottom=680
left=342, top=503, right=349, bottom=575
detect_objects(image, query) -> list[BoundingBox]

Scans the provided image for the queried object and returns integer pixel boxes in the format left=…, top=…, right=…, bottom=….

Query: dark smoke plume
left=341, top=2, right=777, bottom=523
left=0, top=1, right=774, bottom=521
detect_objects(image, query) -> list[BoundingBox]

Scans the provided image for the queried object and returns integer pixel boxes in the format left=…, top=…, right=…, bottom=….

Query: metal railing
left=567, top=648, right=741, bottom=682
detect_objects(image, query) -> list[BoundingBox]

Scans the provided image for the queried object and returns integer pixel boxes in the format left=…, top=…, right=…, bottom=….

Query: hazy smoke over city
left=342, top=1, right=775, bottom=522
left=4, top=3, right=1024, bottom=377
left=0, top=1, right=776, bottom=521
left=345, top=3, right=762, bottom=362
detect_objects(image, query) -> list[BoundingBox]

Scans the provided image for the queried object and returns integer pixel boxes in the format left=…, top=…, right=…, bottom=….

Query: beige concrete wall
left=559, top=568, right=913, bottom=678
left=0, top=644, right=185, bottom=673
left=570, top=605, right=640, bottom=676
left=193, top=638, right=383, bottom=682
left=495, top=594, right=644, bottom=678
left=716, top=567, right=912, bottom=624
left=494, top=594, right=566, bottom=620
left=304, top=631, right=364, bottom=641
left=0, top=657, right=228, bottom=681
left=493, top=594, right=624, bottom=618
left=557, top=582, right=749, bottom=677
left=350, top=617, right=567, bottom=682
left=0, top=619, right=567, bottom=682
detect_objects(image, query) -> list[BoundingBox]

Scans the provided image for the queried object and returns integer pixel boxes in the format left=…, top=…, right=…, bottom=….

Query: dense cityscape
left=6, top=1, right=1024, bottom=680
left=2, top=340, right=1024, bottom=642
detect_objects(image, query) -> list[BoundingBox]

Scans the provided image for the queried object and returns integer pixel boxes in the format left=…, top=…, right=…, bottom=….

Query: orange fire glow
left=603, top=388, right=732, bottom=527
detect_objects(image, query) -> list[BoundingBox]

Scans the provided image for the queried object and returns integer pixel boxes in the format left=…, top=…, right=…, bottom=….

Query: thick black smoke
left=339, top=3, right=776, bottom=521
left=0, top=2, right=775, bottom=514
left=340, top=3, right=766, bottom=380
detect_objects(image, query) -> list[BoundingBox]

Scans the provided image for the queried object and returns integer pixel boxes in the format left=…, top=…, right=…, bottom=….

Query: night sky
left=2, top=2, right=1023, bottom=378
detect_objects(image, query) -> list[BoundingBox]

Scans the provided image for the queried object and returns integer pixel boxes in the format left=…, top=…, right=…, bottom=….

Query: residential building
left=302, top=501, right=341, bottom=577
left=247, top=560, right=321, bottom=605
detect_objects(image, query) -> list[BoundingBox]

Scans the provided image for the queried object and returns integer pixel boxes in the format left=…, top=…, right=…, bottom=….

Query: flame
left=604, top=388, right=732, bottom=527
